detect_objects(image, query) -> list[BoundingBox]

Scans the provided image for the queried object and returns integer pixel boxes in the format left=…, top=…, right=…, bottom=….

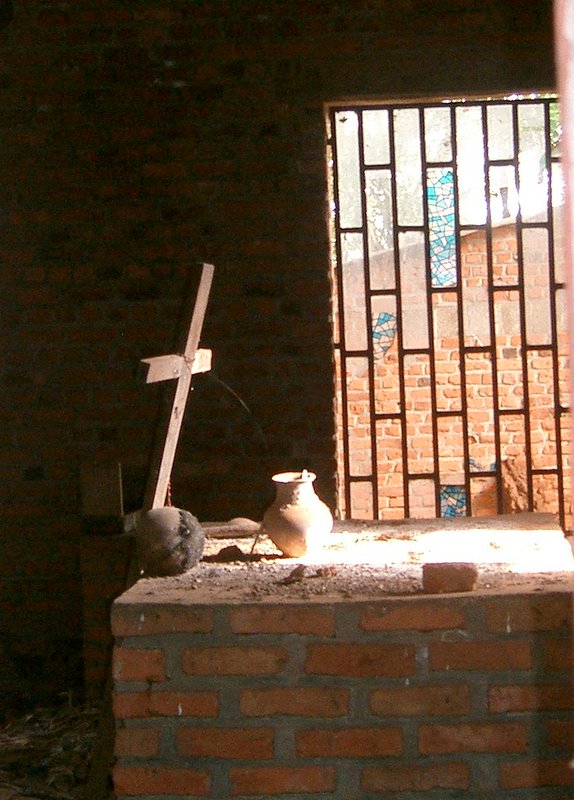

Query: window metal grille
left=328, top=96, right=570, bottom=529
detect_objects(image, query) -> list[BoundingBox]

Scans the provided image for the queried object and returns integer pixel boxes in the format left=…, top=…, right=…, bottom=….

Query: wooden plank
left=80, top=462, right=124, bottom=518
left=141, top=353, right=185, bottom=383
left=191, top=347, right=212, bottom=374
left=142, top=349, right=211, bottom=384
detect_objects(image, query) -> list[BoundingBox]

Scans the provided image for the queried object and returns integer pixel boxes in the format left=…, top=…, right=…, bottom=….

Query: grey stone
left=136, top=507, right=205, bottom=577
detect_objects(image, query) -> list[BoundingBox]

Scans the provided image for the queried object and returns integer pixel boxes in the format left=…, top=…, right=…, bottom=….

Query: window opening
left=327, top=95, right=571, bottom=530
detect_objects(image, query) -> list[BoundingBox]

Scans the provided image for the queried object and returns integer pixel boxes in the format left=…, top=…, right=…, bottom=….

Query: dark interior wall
left=0, top=1, right=555, bottom=705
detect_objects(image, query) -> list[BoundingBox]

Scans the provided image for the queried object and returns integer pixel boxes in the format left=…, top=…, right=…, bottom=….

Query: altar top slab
left=115, top=512, right=574, bottom=606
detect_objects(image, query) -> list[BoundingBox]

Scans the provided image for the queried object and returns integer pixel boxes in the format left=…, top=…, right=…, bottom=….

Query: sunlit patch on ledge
left=298, top=512, right=574, bottom=574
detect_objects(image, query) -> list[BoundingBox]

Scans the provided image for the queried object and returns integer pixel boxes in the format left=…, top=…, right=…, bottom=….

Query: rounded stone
left=135, top=507, right=205, bottom=577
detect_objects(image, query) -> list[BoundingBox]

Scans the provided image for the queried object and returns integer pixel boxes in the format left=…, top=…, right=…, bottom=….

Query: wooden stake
left=142, top=263, right=214, bottom=510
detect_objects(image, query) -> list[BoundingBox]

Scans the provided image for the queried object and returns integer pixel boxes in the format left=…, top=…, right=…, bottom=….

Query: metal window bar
left=543, top=99, right=567, bottom=526
left=356, top=111, right=379, bottom=518
left=481, top=102, right=505, bottom=515
left=419, top=106, right=447, bottom=518
left=388, top=109, right=411, bottom=519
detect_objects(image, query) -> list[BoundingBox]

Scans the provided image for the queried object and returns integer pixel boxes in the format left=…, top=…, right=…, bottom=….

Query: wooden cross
left=141, top=263, right=215, bottom=510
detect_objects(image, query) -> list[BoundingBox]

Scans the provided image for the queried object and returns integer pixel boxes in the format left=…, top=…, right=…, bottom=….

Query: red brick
left=361, top=601, right=466, bottom=631
left=429, top=640, right=532, bottom=671
left=182, top=645, right=289, bottom=675
left=112, top=690, right=219, bottom=719
left=83, top=580, right=125, bottom=601
left=114, top=727, right=160, bottom=757
left=485, top=595, right=571, bottom=632
left=113, top=647, right=166, bottom=682
left=113, top=765, right=210, bottom=796
left=240, top=686, right=348, bottom=717
left=178, top=726, right=274, bottom=759
left=230, top=765, right=336, bottom=796
left=229, top=605, right=335, bottom=636
left=112, top=604, right=213, bottom=636
left=499, top=759, right=574, bottom=788
left=547, top=720, right=574, bottom=749
left=305, top=642, right=415, bottom=677
left=141, top=162, right=188, bottom=179
left=422, top=562, right=478, bottom=594
left=296, top=726, right=402, bottom=757
left=83, top=623, right=112, bottom=645
left=489, top=684, right=574, bottom=713
left=362, top=761, right=469, bottom=791
left=543, top=639, right=572, bottom=671
left=419, top=722, right=529, bottom=754
left=371, top=684, right=471, bottom=717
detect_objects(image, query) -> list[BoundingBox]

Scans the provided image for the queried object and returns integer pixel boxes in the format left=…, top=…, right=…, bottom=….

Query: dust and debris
left=0, top=702, right=104, bottom=799
left=127, top=515, right=574, bottom=605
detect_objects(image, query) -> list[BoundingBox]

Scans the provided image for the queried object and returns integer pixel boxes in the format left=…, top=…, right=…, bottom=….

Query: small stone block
left=422, top=562, right=478, bottom=594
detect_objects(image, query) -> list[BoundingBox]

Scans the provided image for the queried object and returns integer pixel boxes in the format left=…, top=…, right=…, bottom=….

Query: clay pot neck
left=272, top=470, right=317, bottom=507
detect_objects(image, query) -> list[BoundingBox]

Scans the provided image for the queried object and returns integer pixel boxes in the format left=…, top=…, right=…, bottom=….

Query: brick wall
left=111, top=589, right=574, bottom=798
left=0, top=1, right=556, bottom=703
left=340, top=221, right=572, bottom=524
left=80, top=532, right=135, bottom=702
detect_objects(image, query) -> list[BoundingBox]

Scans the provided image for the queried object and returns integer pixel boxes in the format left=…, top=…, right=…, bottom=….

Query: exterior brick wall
left=111, top=589, right=573, bottom=798
left=0, top=0, right=557, bottom=703
left=339, top=222, right=572, bottom=524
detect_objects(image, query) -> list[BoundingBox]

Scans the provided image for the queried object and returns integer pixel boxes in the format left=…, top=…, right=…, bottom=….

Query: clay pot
left=263, top=470, right=333, bottom=557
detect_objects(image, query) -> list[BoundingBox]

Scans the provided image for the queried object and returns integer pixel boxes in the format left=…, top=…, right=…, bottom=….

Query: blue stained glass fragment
left=468, top=458, right=496, bottom=474
left=372, top=311, right=397, bottom=358
left=440, top=484, right=467, bottom=517
left=427, top=168, right=457, bottom=287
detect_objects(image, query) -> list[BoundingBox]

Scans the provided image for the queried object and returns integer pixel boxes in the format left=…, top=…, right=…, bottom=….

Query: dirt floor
left=0, top=702, right=101, bottom=800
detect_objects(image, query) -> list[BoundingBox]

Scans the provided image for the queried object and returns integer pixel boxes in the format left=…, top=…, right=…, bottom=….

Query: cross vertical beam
left=141, top=263, right=214, bottom=510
